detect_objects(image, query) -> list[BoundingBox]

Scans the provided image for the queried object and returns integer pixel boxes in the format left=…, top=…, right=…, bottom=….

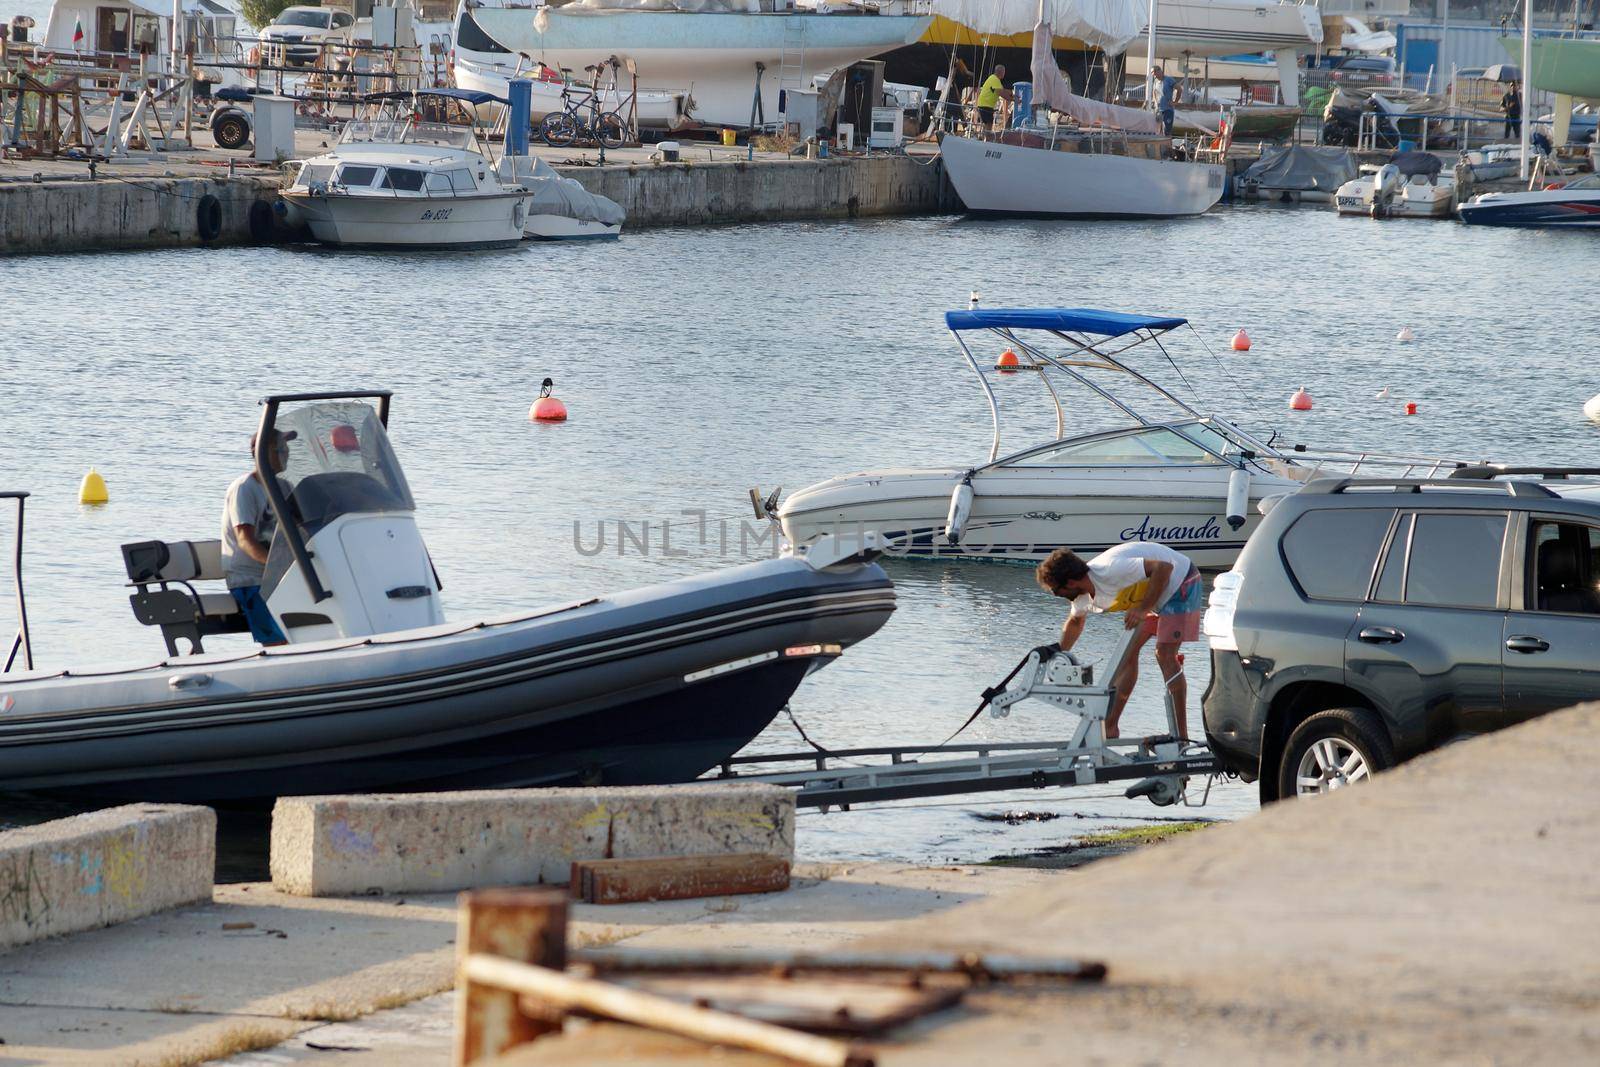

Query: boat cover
left=1388, top=150, right=1443, bottom=178
left=946, top=308, right=1187, bottom=337
left=927, top=0, right=1144, bottom=54
left=503, top=155, right=626, bottom=226
left=1239, top=145, right=1360, bottom=191
left=1030, top=20, right=1161, bottom=134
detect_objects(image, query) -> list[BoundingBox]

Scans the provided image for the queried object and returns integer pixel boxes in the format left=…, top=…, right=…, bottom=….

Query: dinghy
left=0, top=391, right=895, bottom=802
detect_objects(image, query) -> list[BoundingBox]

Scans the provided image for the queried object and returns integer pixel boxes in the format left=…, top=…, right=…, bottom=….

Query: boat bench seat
left=121, top=539, right=250, bottom=656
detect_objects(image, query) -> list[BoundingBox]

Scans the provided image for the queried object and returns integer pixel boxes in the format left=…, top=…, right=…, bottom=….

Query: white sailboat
left=940, top=4, right=1225, bottom=219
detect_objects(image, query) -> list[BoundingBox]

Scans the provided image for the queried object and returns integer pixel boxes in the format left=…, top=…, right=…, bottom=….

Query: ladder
left=775, top=15, right=806, bottom=128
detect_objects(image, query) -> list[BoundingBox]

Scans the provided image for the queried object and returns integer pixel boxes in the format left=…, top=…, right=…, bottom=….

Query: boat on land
left=0, top=390, right=895, bottom=803
left=1458, top=171, right=1600, bottom=228
left=452, top=0, right=930, bottom=129
left=768, top=308, right=1469, bottom=567
left=277, top=89, right=533, bottom=249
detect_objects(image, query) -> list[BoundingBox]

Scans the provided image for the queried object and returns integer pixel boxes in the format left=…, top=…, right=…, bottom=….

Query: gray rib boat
left=0, top=391, right=895, bottom=803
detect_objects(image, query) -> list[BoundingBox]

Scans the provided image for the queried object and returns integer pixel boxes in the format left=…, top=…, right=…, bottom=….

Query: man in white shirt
left=1035, top=541, right=1202, bottom=739
left=221, top=429, right=296, bottom=646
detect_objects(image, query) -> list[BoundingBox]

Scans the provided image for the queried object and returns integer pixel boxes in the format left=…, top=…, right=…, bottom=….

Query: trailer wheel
left=196, top=194, right=224, bottom=243
left=1277, top=707, right=1394, bottom=799
left=212, top=111, right=251, bottom=151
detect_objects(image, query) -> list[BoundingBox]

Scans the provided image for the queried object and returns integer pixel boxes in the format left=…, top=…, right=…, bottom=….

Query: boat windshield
left=273, top=401, right=415, bottom=538
left=1004, top=426, right=1225, bottom=467
left=1563, top=173, right=1600, bottom=190
left=339, top=117, right=475, bottom=152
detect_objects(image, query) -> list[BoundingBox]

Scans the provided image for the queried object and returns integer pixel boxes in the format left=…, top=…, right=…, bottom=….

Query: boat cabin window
left=426, top=172, right=454, bottom=193
left=270, top=402, right=416, bottom=539
left=335, top=164, right=381, bottom=188
left=381, top=167, right=427, bottom=192
left=455, top=8, right=510, bottom=53
left=445, top=168, right=476, bottom=192
left=296, top=162, right=334, bottom=187
left=1007, top=427, right=1224, bottom=467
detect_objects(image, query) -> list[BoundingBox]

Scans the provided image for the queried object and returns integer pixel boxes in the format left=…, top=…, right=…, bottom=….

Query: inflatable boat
left=0, top=391, right=895, bottom=802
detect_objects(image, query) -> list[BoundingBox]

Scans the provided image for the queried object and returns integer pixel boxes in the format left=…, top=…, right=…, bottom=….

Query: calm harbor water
left=1, top=206, right=1596, bottom=870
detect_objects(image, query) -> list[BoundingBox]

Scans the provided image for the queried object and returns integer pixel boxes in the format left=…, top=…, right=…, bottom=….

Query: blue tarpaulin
left=944, top=308, right=1188, bottom=338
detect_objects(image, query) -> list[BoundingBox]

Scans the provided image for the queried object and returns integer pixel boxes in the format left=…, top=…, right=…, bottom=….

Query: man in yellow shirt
left=973, top=64, right=1015, bottom=131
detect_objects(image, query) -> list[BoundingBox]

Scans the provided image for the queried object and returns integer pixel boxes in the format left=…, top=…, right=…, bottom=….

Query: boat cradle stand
left=710, top=628, right=1225, bottom=810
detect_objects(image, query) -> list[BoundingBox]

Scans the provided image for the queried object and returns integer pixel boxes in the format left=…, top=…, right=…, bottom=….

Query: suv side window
left=1527, top=521, right=1600, bottom=614
left=1403, top=512, right=1507, bottom=609
left=1281, top=508, right=1394, bottom=601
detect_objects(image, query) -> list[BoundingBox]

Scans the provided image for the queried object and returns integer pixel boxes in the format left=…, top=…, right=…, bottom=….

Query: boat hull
left=1458, top=190, right=1600, bottom=227
left=282, top=190, right=530, bottom=248
left=463, top=9, right=930, bottom=128
left=1501, top=35, right=1600, bottom=100
left=524, top=214, right=622, bottom=240
left=940, top=134, right=1226, bottom=218
left=0, top=557, right=895, bottom=802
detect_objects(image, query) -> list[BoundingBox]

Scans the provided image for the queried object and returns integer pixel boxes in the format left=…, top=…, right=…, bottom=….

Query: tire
left=247, top=199, right=277, bottom=243
left=1277, top=707, right=1395, bottom=800
left=212, top=111, right=251, bottom=150
left=195, top=194, right=224, bottom=243
left=540, top=113, right=577, bottom=148
left=596, top=112, right=627, bottom=149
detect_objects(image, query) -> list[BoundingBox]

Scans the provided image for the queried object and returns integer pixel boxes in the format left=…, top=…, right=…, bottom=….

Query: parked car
left=1329, top=55, right=1399, bottom=88
left=1202, top=469, right=1600, bottom=802
left=258, top=5, right=356, bottom=67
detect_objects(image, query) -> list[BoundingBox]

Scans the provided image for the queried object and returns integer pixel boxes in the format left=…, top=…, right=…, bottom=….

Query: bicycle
left=539, top=62, right=627, bottom=149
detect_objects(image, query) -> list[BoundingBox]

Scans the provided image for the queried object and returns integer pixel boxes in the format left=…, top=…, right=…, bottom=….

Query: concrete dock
left=3, top=702, right=1597, bottom=1064
left=0, top=129, right=952, bottom=254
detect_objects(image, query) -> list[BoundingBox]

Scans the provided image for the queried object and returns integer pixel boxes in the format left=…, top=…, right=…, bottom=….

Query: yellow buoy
left=79, top=468, right=108, bottom=505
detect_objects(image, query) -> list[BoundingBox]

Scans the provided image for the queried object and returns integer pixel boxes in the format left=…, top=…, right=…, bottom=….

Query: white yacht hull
left=779, top=466, right=1299, bottom=568
left=940, top=134, right=1226, bottom=218
left=453, top=58, right=686, bottom=128
left=283, top=190, right=530, bottom=248
left=1141, top=0, right=1322, bottom=57
left=461, top=8, right=930, bottom=128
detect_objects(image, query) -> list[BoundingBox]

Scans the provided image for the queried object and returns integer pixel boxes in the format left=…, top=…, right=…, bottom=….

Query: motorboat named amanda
left=0, top=391, right=895, bottom=802
left=769, top=308, right=1470, bottom=568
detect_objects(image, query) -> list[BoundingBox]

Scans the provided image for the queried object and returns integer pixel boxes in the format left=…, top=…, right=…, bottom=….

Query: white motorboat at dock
left=770, top=307, right=1472, bottom=568
left=276, top=88, right=533, bottom=249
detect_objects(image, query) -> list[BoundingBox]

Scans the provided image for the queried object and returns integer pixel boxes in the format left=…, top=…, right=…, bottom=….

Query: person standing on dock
left=221, top=430, right=294, bottom=647
left=1152, top=67, right=1178, bottom=136
left=1035, top=542, right=1202, bottom=740
left=1501, top=81, right=1521, bottom=139
left=974, top=65, right=1015, bottom=132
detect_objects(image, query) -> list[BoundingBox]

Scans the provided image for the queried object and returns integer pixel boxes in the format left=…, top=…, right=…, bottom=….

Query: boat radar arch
left=253, top=390, right=442, bottom=645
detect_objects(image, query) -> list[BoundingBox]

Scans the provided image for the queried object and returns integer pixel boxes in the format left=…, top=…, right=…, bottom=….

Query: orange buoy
left=1230, top=329, right=1251, bottom=351
left=529, top=377, right=568, bottom=422
left=1405, top=401, right=1418, bottom=415
left=1289, top=387, right=1313, bottom=412
left=995, top=348, right=1021, bottom=374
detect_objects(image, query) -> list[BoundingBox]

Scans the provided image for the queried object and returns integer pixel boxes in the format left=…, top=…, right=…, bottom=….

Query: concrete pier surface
left=3, top=703, right=1596, bottom=1064
left=0, top=129, right=950, bottom=254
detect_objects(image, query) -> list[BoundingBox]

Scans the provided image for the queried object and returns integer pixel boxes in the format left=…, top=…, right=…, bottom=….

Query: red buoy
left=1289, top=387, right=1313, bottom=412
left=1405, top=401, right=1418, bottom=416
left=1231, top=329, right=1251, bottom=351
left=995, top=348, right=1021, bottom=374
left=529, top=377, right=568, bottom=422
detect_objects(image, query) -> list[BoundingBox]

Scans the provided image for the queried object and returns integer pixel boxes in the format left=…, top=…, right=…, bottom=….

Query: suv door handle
left=1358, top=626, right=1405, bottom=644
left=1505, top=635, right=1551, bottom=654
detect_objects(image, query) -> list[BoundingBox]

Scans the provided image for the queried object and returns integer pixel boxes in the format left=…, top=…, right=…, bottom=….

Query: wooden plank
left=611, top=975, right=965, bottom=1035
left=570, top=853, right=790, bottom=905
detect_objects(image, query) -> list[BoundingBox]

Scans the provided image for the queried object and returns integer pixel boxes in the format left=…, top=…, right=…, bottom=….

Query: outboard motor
left=1370, top=163, right=1402, bottom=217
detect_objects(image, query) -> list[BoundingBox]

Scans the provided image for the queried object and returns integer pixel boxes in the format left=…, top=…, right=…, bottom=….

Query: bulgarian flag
left=72, top=17, right=85, bottom=48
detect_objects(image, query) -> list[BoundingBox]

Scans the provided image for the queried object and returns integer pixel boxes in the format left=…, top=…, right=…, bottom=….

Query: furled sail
left=924, top=0, right=1144, bottom=55
left=1029, top=19, right=1161, bottom=132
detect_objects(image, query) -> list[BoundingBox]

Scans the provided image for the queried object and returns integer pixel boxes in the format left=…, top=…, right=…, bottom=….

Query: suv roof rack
left=1302, top=477, right=1558, bottom=498
left=1448, top=465, right=1600, bottom=481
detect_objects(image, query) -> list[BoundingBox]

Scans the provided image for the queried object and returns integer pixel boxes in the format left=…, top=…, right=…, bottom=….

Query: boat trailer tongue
left=712, top=628, right=1225, bottom=811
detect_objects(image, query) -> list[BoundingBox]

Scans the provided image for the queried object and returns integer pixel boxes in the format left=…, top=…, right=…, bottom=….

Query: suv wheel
left=1278, top=708, right=1395, bottom=799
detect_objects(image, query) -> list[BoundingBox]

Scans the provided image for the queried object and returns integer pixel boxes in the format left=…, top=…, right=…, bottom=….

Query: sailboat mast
left=1145, top=0, right=1158, bottom=107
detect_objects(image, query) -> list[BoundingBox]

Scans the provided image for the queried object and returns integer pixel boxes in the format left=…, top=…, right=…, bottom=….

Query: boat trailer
left=712, top=628, right=1227, bottom=810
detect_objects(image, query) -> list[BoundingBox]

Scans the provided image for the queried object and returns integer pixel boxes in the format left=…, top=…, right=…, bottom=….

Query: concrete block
left=0, top=804, right=215, bottom=952
left=270, top=784, right=794, bottom=898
